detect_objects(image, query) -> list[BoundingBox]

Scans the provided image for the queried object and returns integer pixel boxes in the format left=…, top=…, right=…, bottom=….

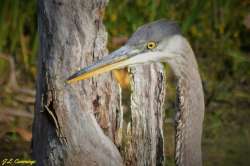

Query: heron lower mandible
left=67, top=19, right=205, bottom=166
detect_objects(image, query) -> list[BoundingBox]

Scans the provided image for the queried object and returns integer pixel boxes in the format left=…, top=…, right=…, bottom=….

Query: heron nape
left=67, top=19, right=204, bottom=166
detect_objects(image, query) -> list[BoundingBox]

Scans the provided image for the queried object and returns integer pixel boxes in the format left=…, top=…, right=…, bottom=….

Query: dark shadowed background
left=0, top=0, right=249, bottom=165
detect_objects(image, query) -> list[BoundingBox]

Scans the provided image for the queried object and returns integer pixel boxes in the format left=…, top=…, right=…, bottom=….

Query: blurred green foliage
left=0, top=0, right=37, bottom=83
left=0, top=0, right=250, bottom=165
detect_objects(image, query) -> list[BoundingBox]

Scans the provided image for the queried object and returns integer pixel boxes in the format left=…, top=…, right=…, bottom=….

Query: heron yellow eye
left=147, top=41, right=157, bottom=49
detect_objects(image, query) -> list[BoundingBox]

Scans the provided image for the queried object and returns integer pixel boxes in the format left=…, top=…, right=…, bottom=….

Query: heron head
left=67, top=19, right=182, bottom=83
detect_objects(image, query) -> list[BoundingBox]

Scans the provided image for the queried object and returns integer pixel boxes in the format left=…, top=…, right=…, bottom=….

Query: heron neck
left=167, top=47, right=204, bottom=166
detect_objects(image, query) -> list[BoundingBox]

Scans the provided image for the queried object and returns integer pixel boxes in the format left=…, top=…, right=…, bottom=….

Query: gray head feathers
left=127, top=19, right=181, bottom=45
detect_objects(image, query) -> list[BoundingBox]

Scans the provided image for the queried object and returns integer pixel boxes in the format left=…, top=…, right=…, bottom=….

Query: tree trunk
left=120, top=65, right=165, bottom=166
left=32, top=0, right=122, bottom=165
left=32, top=0, right=166, bottom=165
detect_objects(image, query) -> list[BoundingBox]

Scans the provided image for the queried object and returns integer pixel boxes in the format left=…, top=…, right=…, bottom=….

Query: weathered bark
left=33, top=0, right=166, bottom=165
left=32, top=0, right=122, bottom=165
left=120, top=65, right=166, bottom=166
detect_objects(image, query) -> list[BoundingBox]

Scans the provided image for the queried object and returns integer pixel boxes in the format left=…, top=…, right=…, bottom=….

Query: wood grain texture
left=32, top=0, right=122, bottom=165
left=122, top=64, right=166, bottom=166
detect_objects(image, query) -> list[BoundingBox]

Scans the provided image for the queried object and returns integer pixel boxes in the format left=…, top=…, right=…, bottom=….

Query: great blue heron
left=67, top=19, right=205, bottom=166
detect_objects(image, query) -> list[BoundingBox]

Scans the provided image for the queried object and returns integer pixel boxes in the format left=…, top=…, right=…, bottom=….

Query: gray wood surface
left=124, top=65, right=165, bottom=165
left=32, top=0, right=122, bottom=165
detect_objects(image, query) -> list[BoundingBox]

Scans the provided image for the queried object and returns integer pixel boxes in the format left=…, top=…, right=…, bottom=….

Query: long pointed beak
left=67, top=46, right=137, bottom=84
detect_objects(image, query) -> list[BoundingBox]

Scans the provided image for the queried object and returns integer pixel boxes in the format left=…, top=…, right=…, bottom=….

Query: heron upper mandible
left=67, top=19, right=205, bottom=166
